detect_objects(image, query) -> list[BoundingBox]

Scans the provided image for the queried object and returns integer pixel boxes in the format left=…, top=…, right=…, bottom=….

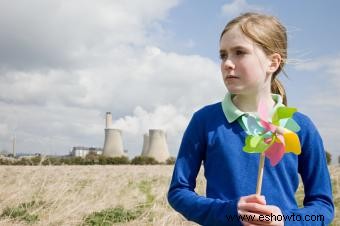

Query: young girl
left=167, top=12, right=334, bottom=226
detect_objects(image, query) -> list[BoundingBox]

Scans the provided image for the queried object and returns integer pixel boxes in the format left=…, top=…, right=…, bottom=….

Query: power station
left=102, top=112, right=125, bottom=157
left=71, top=112, right=171, bottom=162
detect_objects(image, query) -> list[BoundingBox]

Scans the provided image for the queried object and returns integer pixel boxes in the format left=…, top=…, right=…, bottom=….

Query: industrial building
left=102, top=112, right=126, bottom=157
left=70, top=112, right=170, bottom=162
left=141, top=129, right=170, bottom=162
left=71, top=147, right=103, bottom=158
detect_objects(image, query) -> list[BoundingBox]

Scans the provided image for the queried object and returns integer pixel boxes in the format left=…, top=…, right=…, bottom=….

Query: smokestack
left=103, top=129, right=125, bottom=157
left=146, top=129, right=169, bottom=162
left=105, top=112, right=112, bottom=129
left=141, top=133, right=150, bottom=156
left=12, top=135, right=16, bottom=157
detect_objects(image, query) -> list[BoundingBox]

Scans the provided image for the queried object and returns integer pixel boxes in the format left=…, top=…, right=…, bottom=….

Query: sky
left=1, top=0, right=340, bottom=163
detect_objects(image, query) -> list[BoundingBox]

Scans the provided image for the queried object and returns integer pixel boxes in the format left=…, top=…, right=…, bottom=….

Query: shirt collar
left=221, top=92, right=284, bottom=123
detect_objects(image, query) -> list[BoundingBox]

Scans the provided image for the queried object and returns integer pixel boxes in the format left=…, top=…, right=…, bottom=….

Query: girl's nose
left=223, top=59, right=235, bottom=70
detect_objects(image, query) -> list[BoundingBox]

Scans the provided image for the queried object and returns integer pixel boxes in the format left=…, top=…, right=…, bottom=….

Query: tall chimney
left=12, top=135, right=16, bottom=157
left=105, top=112, right=112, bottom=129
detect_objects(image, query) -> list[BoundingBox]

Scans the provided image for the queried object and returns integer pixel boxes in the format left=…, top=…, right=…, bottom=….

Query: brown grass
left=0, top=165, right=338, bottom=225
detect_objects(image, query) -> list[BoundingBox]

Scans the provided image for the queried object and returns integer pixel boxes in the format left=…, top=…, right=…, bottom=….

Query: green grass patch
left=0, top=200, right=44, bottom=224
left=138, top=180, right=155, bottom=204
left=83, top=179, right=157, bottom=225
left=83, top=206, right=143, bottom=225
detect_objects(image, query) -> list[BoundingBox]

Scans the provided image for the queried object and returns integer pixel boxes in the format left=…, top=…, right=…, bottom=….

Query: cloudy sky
left=1, top=0, right=339, bottom=162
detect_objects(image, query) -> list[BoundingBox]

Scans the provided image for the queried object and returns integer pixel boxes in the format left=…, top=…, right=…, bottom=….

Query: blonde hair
left=220, top=12, right=288, bottom=105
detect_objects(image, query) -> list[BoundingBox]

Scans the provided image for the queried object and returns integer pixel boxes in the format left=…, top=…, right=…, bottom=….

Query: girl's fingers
left=238, top=202, right=272, bottom=215
left=239, top=194, right=266, bottom=205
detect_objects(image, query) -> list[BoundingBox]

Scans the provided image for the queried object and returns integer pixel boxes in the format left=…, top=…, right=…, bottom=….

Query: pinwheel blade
left=258, top=99, right=269, bottom=120
left=243, top=136, right=268, bottom=153
left=260, top=119, right=276, bottom=133
left=243, top=115, right=263, bottom=135
left=276, top=134, right=285, bottom=145
left=250, top=135, right=262, bottom=148
left=265, top=142, right=285, bottom=166
left=272, top=107, right=297, bottom=124
left=280, top=118, right=301, bottom=133
left=283, top=130, right=301, bottom=155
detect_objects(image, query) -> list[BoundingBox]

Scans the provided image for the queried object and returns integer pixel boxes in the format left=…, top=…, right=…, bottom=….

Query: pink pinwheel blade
left=265, top=142, right=285, bottom=166
left=260, top=119, right=277, bottom=133
left=258, top=99, right=269, bottom=120
left=276, top=134, right=285, bottom=145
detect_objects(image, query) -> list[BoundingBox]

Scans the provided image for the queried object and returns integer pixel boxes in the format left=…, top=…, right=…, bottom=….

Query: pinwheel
left=241, top=100, right=301, bottom=194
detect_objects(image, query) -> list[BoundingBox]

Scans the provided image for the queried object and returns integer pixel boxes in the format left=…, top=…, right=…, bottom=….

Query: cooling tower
left=102, top=112, right=125, bottom=157
left=141, top=133, right=150, bottom=156
left=103, top=129, right=125, bottom=157
left=146, top=129, right=169, bottom=162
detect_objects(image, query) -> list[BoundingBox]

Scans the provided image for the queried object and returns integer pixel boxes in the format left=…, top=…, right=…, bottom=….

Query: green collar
left=221, top=93, right=284, bottom=123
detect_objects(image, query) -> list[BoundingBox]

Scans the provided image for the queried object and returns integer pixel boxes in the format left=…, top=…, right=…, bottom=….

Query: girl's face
left=219, top=27, right=272, bottom=96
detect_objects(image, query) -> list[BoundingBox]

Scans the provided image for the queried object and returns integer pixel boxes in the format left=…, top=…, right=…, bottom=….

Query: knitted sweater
left=167, top=102, right=334, bottom=225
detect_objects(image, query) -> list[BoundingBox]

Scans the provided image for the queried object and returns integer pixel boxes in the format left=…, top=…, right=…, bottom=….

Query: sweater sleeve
left=167, top=113, right=241, bottom=226
left=282, top=115, right=334, bottom=225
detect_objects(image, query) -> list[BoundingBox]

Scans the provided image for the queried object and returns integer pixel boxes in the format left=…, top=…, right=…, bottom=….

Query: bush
left=326, top=151, right=331, bottom=165
left=84, top=153, right=99, bottom=165
left=14, top=158, right=30, bottom=165
left=166, top=157, right=176, bottom=165
left=131, top=156, right=159, bottom=165
left=30, top=156, right=42, bottom=165
left=105, top=156, right=130, bottom=165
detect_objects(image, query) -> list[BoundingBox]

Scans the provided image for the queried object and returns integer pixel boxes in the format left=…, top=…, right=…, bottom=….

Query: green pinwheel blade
left=280, top=118, right=301, bottom=132
left=272, top=107, right=297, bottom=125
left=250, top=135, right=262, bottom=148
left=243, top=135, right=269, bottom=153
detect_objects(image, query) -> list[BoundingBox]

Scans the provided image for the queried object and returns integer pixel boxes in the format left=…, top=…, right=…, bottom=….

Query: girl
left=167, top=12, right=334, bottom=226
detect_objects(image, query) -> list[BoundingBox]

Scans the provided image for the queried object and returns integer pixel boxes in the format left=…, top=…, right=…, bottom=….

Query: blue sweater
left=167, top=102, right=334, bottom=225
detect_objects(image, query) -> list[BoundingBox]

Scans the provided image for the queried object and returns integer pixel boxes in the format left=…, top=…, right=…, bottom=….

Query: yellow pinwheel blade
left=283, top=130, right=301, bottom=155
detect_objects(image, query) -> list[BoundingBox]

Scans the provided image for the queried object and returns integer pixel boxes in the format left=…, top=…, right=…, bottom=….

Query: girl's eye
left=235, top=50, right=245, bottom=56
left=219, top=53, right=227, bottom=61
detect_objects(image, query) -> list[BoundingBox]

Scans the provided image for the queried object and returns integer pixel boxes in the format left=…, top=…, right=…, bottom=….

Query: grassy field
left=0, top=165, right=338, bottom=226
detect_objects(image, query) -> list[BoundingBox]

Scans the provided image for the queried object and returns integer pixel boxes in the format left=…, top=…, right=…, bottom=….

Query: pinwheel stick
left=256, top=152, right=265, bottom=195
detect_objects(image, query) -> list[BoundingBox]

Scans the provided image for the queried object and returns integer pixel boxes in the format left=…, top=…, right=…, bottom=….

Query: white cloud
left=221, top=0, right=263, bottom=17
left=289, top=55, right=340, bottom=159
left=112, top=105, right=189, bottom=156
left=294, top=55, right=340, bottom=91
left=0, top=46, right=223, bottom=155
left=0, top=0, right=179, bottom=70
left=0, top=0, right=227, bottom=156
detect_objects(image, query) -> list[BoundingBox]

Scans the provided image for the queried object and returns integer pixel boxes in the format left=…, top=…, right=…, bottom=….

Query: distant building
left=71, top=147, right=103, bottom=158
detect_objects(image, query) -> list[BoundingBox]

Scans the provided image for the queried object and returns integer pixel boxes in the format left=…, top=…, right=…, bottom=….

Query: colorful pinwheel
left=242, top=100, right=301, bottom=166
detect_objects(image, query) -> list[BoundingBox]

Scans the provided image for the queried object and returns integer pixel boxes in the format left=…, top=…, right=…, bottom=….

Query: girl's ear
left=268, top=53, right=281, bottom=73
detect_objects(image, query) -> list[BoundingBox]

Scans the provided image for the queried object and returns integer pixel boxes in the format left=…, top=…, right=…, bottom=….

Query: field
left=0, top=165, right=338, bottom=226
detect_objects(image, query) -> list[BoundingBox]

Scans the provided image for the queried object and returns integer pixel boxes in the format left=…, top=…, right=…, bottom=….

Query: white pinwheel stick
left=256, top=152, right=265, bottom=195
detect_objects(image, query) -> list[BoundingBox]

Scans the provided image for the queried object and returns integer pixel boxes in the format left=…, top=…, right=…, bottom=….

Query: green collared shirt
left=221, top=92, right=285, bottom=131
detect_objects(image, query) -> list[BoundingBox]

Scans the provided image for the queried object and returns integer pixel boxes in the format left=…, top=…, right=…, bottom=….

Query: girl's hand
left=237, top=194, right=284, bottom=226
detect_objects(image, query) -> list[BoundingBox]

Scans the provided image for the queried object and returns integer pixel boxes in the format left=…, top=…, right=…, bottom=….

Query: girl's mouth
left=226, top=75, right=239, bottom=79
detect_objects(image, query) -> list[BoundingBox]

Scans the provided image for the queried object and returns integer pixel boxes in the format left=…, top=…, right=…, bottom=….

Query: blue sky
left=0, top=0, right=339, bottom=163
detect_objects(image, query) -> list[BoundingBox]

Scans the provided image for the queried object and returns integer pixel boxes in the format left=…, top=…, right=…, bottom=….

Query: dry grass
left=0, top=165, right=338, bottom=225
